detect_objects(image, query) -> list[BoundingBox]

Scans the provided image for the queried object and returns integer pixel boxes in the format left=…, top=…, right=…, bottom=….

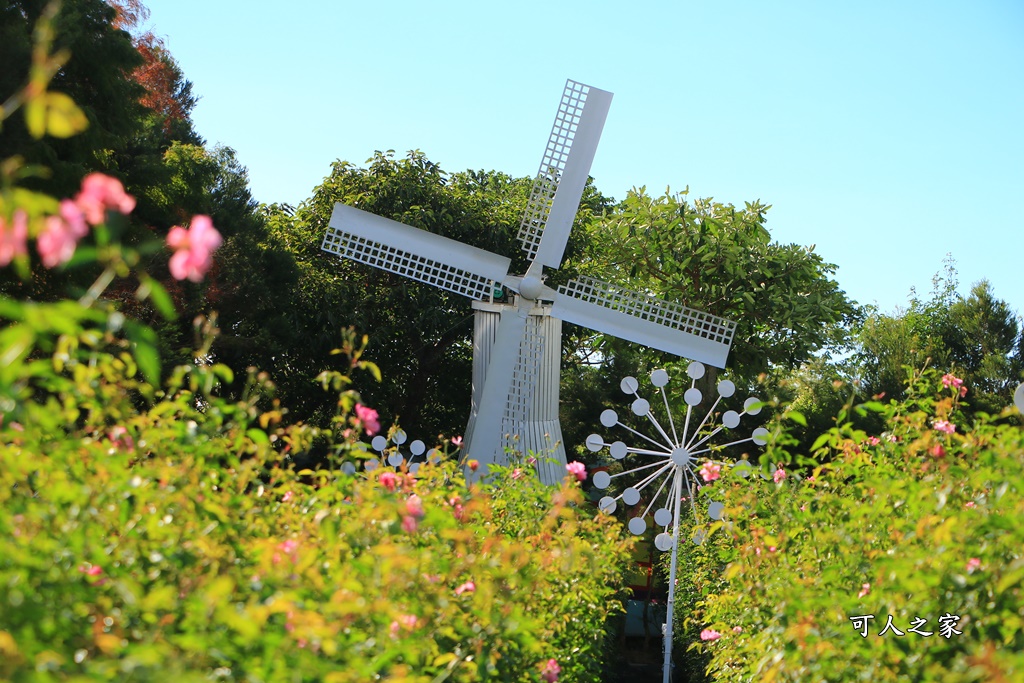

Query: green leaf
left=123, top=320, right=161, bottom=386
left=64, top=246, right=98, bottom=268
left=211, top=364, right=234, bottom=385
left=141, top=584, right=178, bottom=612
left=25, top=92, right=89, bottom=139
left=137, top=275, right=178, bottom=320
left=245, top=428, right=269, bottom=445
left=0, top=298, right=26, bottom=321
left=0, top=325, right=35, bottom=370
left=786, top=410, right=807, bottom=426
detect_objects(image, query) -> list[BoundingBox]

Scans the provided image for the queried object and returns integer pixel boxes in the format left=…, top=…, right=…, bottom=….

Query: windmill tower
left=322, top=79, right=738, bottom=483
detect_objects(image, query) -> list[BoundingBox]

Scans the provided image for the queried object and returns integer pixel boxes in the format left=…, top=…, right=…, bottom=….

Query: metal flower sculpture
left=370, top=430, right=442, bottom=474
left=587, top=362, right=767, bottom=683
left=342, top=430, right=442, bottom=475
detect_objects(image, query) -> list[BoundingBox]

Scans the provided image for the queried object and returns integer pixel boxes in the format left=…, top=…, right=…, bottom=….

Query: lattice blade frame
left=551, top=276, right=737, bottom=368
left=323, top=203, right=511, bottom=300
left=517, top=80, right=612, bottom=269
left=501, top=314, right=546, bottom=447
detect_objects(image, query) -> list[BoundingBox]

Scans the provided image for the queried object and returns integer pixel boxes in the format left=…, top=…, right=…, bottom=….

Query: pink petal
left=0, top=211, right=29, bottom=266
left=191, top=215, right=222, bottom=252
left=166, top=226, right=190, bottom=249
left=59, top=200, right=88, bottom=238
left=37, top=217, right=77, bottom=267
left=168, top=249, right=191, bottom=281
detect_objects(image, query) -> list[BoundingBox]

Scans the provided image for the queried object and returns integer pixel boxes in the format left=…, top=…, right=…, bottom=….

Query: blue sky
left=144, top=0, right=1023, bottom=317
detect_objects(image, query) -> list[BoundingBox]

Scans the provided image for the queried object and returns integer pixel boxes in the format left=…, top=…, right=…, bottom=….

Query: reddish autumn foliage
left=108, top=0, right=149, bottom=31
left=133, top=33, right=195, bottom=129
left=106, top=1, right=196, bottom=133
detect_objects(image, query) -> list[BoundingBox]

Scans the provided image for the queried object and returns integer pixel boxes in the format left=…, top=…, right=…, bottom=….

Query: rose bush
left=1, top=413, right=633, bottom=682
left=678, top=370, right=1024, bottom=682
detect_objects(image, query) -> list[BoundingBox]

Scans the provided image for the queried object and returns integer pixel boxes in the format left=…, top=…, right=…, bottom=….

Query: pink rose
left=700, top=462, right=721, bottom=482
left=60, top=199, right=89, bottom=238
left=76, top=173, right=135, bottom=225
left=405, top=494, right=424, bottom=518
left=354, top=403, right=380, bottom=436
left=0, top=210, right=28, bottom=266
left=942, top=374, right=966, bottom=397
left=167, top=215, right=222, bottom=282
left=540, top=658, right=561, bottom=682
left=565, top=461, right=586, bottom=482
left=78, top=564, right=105, bottom=585
left=108, top=425, right=135, bottom=451
left=37, top=215, right=81, bottom=267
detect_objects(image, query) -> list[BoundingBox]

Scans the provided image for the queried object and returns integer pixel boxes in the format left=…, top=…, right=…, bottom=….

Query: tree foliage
left=233, top=151, right=531, bottom=438
left=559, top=188, right=858, bottom=456
left=857, top=258, right=1024, bottom=418
left=2, top=0, right=272, bottom=386
left=0, top=0, right=146, bottom=196
left=581, top=188, right=857, bottom=378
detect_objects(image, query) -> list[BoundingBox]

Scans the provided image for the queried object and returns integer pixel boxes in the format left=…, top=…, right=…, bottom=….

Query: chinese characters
left=849, top=614, right=963, bottom=638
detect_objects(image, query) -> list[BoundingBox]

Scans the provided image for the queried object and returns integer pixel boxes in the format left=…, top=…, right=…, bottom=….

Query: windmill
left=322, top=79, right=738, bottom=483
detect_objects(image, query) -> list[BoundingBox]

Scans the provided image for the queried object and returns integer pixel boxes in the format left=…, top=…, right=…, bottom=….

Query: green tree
left=235, top=151, right=541, bottom=439
left=580, top=188, right=857, bottom=378
left=2, top=1, right=273, bottom=386
left=0, top=0, right=146, bottom=196
left=857, top=258, right=1023, bottom=417
left=944, top=281, right=1024, bottom=403
left=559, top=188, right=858, bottom=455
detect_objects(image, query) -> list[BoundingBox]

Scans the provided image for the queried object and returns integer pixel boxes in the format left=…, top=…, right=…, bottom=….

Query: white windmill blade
left=551, top=276, right=737, bottom=368
left=517, top=80, right=613, bottom=270
left=323, top=203, right=511, bottom=300
left=463, top=307, right=529, bottom=477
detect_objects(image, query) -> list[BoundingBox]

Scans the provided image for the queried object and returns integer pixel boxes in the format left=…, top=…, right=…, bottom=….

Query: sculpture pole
left=662, top=468, right=683, bottom=683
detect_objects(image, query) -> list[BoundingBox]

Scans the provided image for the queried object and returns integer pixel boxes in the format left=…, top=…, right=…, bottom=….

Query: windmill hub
left=670, top=446, right=691, bottom=467
left=519, top=275, right=543, bottom=301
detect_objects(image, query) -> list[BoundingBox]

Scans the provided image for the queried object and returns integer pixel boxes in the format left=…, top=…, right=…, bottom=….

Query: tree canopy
left=228, top=150, right=611, bottom=441
left=1, top=0, right=268, bottom=372
left=857, top=258, right=1024, bottom=417
left=579, top=188, right=858, bottom=378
